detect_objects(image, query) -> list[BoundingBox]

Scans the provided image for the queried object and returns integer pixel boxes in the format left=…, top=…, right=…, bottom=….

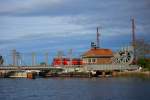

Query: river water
left=0, top=77, right=150, bottom=100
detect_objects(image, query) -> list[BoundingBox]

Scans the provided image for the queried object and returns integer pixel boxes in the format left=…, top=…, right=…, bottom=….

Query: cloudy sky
left=0, top=0, right=150, bottom=65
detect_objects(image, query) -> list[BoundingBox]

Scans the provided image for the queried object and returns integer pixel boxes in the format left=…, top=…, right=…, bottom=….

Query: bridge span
left=0, top=64, right=139, bottom=71
left=0, top=65, right=140, bottom=78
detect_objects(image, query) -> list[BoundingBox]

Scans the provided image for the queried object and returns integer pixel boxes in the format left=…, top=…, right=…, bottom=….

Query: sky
left=0, top=0, right=150, bottom=65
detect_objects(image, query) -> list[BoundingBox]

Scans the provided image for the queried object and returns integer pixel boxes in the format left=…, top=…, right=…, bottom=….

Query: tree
left=40, top=62, right=46, bottom=66
left=138, top=58, right=146, bottom=67
left=137, top=58, right=150, bottom=70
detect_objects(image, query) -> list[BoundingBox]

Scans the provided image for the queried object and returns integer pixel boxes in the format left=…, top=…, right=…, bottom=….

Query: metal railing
left=85, top=64, right=139, bottom=71
left=0, top=64, right=139, bottom=71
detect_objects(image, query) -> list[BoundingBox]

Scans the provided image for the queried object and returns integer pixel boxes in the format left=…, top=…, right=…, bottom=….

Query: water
left=0, top=77, right=150, bottom=100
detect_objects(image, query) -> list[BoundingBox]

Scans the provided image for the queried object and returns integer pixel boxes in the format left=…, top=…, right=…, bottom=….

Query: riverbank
left=40, top=71, right=150, bottom=78
left=114, top=71, right=150, bottom=77
left=1, top=70, right=150, bottom=79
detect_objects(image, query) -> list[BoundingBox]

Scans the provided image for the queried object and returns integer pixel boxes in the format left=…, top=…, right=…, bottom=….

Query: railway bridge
left=0, top=64, right=139, bottom=71
left=0, top=65, right=139, bottom=77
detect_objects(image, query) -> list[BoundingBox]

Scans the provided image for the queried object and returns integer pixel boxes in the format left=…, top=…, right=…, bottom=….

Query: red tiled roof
left=82, top=48, right=113, bottom=57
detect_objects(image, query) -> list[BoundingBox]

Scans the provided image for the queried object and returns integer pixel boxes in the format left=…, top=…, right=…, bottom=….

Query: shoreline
left=114, top=71, right=150, bottom=78
left=1, top=71, right=150, bottom=79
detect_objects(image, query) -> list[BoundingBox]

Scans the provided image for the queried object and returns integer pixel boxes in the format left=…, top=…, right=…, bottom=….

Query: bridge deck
left=0, top=64, right=139, bottom=71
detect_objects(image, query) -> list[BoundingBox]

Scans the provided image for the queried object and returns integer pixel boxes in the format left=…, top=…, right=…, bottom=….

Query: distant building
left=82, top=48, right=113, bottom=64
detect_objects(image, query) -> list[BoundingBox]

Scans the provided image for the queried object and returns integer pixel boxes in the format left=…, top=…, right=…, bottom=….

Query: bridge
left=0, top=64, right=139, bottom=71
left=0, top=65, right=139, bottom=78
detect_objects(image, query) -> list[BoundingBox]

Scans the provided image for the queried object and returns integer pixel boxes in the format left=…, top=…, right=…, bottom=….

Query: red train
left=52, top=58, right=83, bottom=67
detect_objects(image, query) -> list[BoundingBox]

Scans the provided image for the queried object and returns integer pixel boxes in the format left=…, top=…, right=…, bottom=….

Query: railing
left=85, top=64, right=139, bottom=71
left=0, top=64, right=139, bottom=71
left=0, top=66, right=62, bottom=70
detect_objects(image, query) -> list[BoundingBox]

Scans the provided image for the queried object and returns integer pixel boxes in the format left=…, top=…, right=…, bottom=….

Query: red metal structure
left=52, top=58, right=83, bottom=67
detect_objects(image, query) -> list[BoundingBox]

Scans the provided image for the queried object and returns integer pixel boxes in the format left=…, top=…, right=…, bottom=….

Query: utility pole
left=32, top=52, right=36, bottom=66
left=45, top=52, right=48, bottom=66
left=12, top=49, right=16, bottom=66
left=57, top=50, right=63, bottom=67
left=16, top=52, right=20, bottom=66
left=68, top=49, right=72, bottom=66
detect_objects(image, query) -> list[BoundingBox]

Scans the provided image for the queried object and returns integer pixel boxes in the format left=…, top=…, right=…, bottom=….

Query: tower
left=96, top=27, right=100, bottom=48
left=131, top=18, right=137, bottom=63
left=131, top=18, right=136, bottom=48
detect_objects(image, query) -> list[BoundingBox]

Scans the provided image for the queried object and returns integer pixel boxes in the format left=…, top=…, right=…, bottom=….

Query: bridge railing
left=0, top=64, right=139, bottom=71
left=85, top=64, right=139, bottom=71
left=0, top=66, right=62, bottom=70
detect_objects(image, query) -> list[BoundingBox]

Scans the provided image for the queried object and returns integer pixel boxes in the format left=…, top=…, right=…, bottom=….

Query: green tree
left=138, top=58, right=150, bottom=70
left=138, top=58, right=146, bottom=67
left=40, top=62, right=46, bottom=66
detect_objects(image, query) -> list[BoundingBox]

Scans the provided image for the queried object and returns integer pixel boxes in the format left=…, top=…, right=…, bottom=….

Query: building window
left=88, top=59, right=91, bottom=63
left=92, top=58, right=96, bottom=63
left=86, top=58, right=97, bottom=64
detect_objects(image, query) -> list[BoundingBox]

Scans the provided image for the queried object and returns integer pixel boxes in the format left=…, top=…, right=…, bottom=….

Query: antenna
left=131, top=18, right=136, bottom=47
left=131, top=17, right=137, bottom=64
left=96, top=27, right=100, bottom=48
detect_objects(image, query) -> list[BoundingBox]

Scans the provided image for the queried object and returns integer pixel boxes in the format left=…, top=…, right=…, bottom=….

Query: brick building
left=82, top=48, right=113, bottom=64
